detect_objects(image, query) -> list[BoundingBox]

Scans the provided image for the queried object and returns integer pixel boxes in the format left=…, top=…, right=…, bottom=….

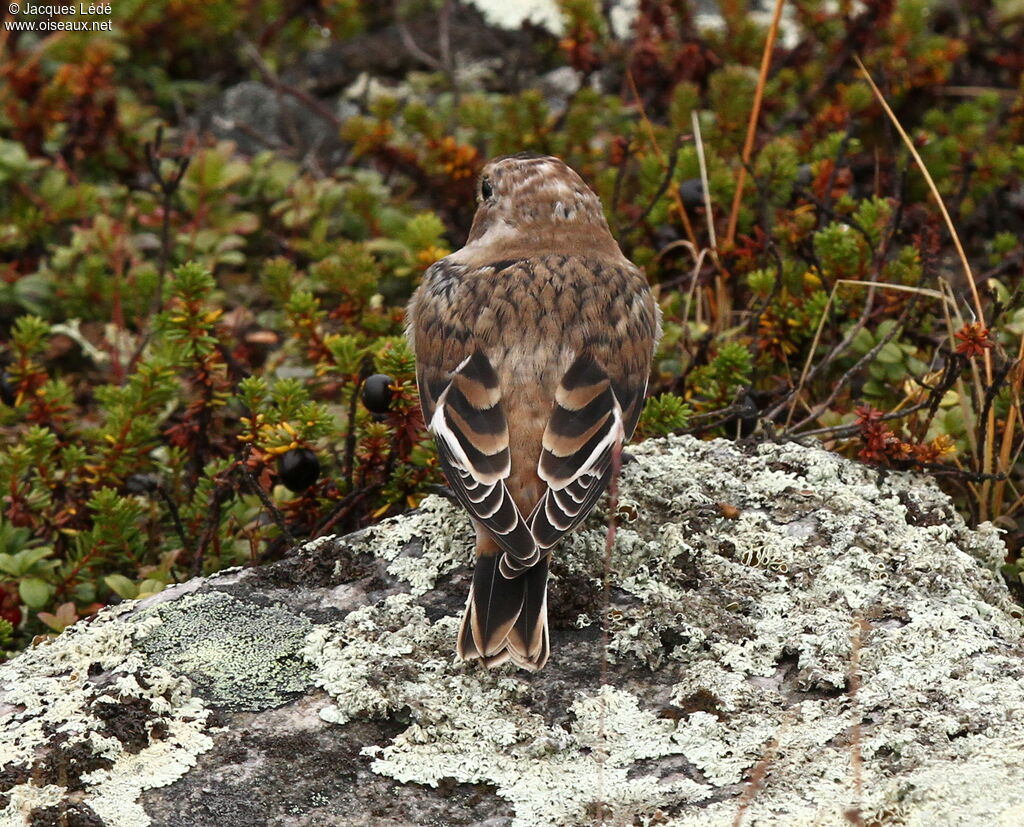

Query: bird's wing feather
left=430, top=350, right=540, bottom=568
left=519, top=352, right=644, bottom=569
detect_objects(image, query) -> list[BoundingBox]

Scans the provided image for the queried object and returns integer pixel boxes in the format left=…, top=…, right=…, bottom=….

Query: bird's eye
left=480, top=178, right=493, bottom=200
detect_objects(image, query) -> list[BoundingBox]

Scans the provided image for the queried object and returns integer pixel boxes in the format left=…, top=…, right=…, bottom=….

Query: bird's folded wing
left=522, top=352, right=638, bottom=571
left=429, top=349, right=540, bottom=568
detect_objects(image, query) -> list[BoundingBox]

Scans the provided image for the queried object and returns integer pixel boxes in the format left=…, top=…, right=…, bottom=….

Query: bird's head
left=456, top=153, right=622, bottom=262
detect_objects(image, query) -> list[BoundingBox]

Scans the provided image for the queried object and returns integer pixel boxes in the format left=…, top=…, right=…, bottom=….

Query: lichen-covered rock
left=2, top=436, right=1023, bottom=826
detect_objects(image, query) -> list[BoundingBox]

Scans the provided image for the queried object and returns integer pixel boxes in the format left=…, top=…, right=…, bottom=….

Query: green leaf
left=850, top=325, right=875, bottom=354
left=862, top=378, right=887, bottom=398
left=104, top=574, right=139, bottom=600
left=16, top=546, right=54, bottom=572
left=19, top=577, right=53, bottom=609
left=138, top=579, right=165, bottom=597
left=876, top=342, right=905, bottom=364
left=0, top=547, right=53, bottom=576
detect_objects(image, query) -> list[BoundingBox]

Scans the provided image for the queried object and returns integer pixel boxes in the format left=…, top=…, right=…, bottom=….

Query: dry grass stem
left=626, top=69, right=700, bottom=251
left=691, top=111, right=717, bottom=253
left=732, top=715, right=791, bottom=827
left=724, top=0, right=786, bottom=248
left=853, top=56, right=982, bottom=327
left=856, top=54, right=998, bottom=514
left=845, top=614, right=867, bottom=826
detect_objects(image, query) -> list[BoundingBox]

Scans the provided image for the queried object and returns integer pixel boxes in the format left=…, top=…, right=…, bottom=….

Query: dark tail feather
left=458, top=554, right=550, bottom=671
left=505, top=558, right=549, bottom=669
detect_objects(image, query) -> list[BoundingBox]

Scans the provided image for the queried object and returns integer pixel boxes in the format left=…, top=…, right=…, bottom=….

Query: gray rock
left=468, top=0, right=801, bottom=48
left=2, top=435, right=1024, bottom=825
left=303, top=2, right=554, bottom=98
left=211, top=81, right=350, bottom=167
left=538, top=66, right=583, bottom=117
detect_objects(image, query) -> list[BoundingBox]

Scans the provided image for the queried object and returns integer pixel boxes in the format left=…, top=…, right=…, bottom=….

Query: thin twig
left=793, top=398, right=930, bottom=440
left=625, top=69, right=700, bottom=251
left=809, top=129, right=855, bottom=235
left=343, top=376, right=365, bottom=491
left=155, top=483, right=191, bottom=557
left=191, top=479, right=232, bottom=577
left=393, top=0, right=443, bottom=71
left=237, top=449, right=295, bottom=544
left=915, top=351, right=966, bottom=441
left=143, top=126, right=190, bottom=316
left=768, top=280, right=952, bottom=426
left=241, top=40, right=342, bottom=129
left=994, top=335, right=1024, bottom=513
left=770, top=173, right=905, bottom=422
left=622, top=136, right=684, bottom=234
left=313, top=484, right=383, bottom=538
left=681, top=399, right=753, bottom=437
left=438, top=0, right=452, bottom=72
left=854, top=57, right=981, bottom=324
left=908, top=463, right=1006, bottom=483
left=655, top=241, right=709, bottom=349
left=855, top=54, right=996, bottom=513
left=214, top=115, right=283, bottom=152
left=976, top=361, right=1014, bottom=467
left=783, top=297, right=919, bottom=435
left=609, top=138, right=633, bottom=238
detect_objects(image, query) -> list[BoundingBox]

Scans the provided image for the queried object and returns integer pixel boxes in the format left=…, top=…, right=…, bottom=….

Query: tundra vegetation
left=1, top=0, right=1023, bottom=656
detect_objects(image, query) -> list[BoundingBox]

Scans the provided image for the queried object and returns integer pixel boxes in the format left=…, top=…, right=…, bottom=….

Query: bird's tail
left=457, top=551, right=550, bottom=671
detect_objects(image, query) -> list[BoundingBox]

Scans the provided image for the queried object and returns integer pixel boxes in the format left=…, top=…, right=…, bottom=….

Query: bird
left=406, top=153, right=661, bottom=671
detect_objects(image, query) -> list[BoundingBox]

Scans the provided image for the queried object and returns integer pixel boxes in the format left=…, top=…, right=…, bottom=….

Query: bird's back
left=416, top=253, right=652, bottom=514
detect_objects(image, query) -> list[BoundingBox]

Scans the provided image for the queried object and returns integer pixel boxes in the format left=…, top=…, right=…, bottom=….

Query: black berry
left=678, top=178, right=705, bottom=212
left=278, top=448, right=320, bottom=492
left=0, top=371, right=16, bottom=407
left=362, top=374, right=394, bottom=414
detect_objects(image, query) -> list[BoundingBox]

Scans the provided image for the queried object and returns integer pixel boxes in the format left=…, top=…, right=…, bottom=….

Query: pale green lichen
left=4, top=435, right=1023, bottom=825
left=306, top=435, right=1024, bottom=826
left=303, top=594, right=458, bottom=725
left=0, top=589, right=314, bottom=825
left=304, top=598, right=713, bottom=823
left=135, top=590, right=313, bottom=710
left=346, top=495, right=473, bottom=595
left=370, top=684, right=712, bottom=826
left=0, top=606, right=214, bottom=827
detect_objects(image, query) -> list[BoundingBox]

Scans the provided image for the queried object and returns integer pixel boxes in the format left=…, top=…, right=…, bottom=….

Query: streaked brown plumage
left=406, top=153, right=661, bottom=670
